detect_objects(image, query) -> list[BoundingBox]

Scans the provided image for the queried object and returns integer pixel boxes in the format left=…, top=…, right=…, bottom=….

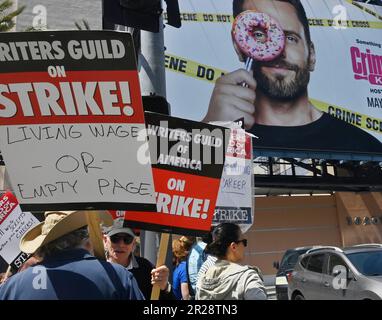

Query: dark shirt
left=358, top=0, right=382, bottom=5
left=250, top=113, right=382, bottom=154
left=129, top=255, right=175, bottom=300
left=0, top=249, right=144, bottom=300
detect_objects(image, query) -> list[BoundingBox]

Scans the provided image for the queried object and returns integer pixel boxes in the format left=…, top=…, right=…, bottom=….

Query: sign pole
left=3, top=265, right=12, bottom=281
left=86, top=211, right=106, bottom=260
left=150, top=233, right=170, bottom=300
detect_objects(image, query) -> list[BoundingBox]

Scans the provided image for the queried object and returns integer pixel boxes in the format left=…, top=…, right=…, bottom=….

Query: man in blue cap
left=104, top=221, right=174, bottom=300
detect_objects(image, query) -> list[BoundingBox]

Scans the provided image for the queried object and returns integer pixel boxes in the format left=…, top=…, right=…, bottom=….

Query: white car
left=288, top=245, right=382, bottom=300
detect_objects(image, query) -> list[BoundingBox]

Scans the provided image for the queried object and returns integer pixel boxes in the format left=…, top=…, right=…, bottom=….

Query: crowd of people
left=0, top=210, right=267, bottom=300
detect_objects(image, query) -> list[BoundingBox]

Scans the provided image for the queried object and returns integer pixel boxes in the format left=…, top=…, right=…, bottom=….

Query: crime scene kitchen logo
left=350, top=45, right=382, bottom=86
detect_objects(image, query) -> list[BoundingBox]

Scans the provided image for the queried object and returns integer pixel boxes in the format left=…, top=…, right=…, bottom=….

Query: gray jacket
left=196, top=259, right=267, bottom=300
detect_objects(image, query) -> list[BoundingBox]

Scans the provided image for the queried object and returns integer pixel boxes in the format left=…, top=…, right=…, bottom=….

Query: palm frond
left=0, top=0, right=12, bottom=13
left=0, top=1, right=25, bottom=32
left=75, top=19, right=91, bottom=30
left=0, top=20, right=13, bottom=32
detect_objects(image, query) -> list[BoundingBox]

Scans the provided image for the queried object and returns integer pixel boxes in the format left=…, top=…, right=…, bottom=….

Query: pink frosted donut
left=232, top=10, right=285, bottom=61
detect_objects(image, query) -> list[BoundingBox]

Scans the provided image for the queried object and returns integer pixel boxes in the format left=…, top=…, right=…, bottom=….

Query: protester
left=197, top=254, right=218, bottom=282
left=186, top=238, right=206, bottom=298
left=196, top=223, right=267, bottom=300
left=196, top=231, right=218, bottom=287
left=186, top=230, right=214, bottom=298
left=0, top=211, right=144, bottom=300
left=172, top=236, right=195, bottom=300
left=103, top=223, right=174, bottom=300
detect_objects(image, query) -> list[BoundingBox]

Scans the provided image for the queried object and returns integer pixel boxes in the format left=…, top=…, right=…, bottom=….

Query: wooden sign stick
left=86, top=211, right=106, bottom=260
left=2, top=265, right=12, bottom=282
left=150, top=233, right=170, bottom=300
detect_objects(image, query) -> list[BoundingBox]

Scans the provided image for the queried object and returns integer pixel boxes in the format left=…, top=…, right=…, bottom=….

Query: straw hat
left=20, top=211, right=113, bottom=254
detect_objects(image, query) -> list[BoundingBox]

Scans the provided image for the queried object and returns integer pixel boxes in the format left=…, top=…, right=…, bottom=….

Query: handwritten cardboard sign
left=124, top=112, right=227, bottom=235
left=213, top=129, right=254, bottom=233
left=0, top=192, right=39, bottom=269
left=0, top=31, right=156, bottom=211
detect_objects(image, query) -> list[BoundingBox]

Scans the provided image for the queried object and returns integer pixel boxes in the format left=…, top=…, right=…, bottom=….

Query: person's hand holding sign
left=151, top=265, right=170, bottom=291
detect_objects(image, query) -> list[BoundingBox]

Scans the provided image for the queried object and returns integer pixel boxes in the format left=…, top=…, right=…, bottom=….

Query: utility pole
left=139, top=17, right=166, bottom=98
left=138, top=8, right=174, bottom=271
left=138, top=12, right=168, bottom=266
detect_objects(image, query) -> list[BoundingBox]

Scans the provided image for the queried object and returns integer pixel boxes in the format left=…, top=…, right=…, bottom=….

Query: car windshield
left=279, top=249, right=309, bottom=270
left=346, top=250, right=382, bottom=276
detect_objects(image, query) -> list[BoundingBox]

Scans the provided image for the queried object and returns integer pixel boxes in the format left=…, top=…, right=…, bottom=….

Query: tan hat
left=20, top=211, right=113, bottom=254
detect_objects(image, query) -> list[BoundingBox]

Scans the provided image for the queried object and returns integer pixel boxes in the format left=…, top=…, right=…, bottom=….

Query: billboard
left=164, top=0, right=382, bottom=159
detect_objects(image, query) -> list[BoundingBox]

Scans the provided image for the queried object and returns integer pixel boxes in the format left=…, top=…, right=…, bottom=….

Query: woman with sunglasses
left=195, top=223, right=267, bottom=300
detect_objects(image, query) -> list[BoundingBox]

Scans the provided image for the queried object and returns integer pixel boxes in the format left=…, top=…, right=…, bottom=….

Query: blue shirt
left=172, top=261, right=188, bottom=300
left=0, top=248, right=144, bottom=300
left=187, top=241, right=207, bottom=294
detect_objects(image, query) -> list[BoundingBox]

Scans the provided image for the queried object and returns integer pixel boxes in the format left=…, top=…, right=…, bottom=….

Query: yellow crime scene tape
left=165, top=53, right=226, bottom=83
left=165, top=53, right=382, bottom=134
left=346, top=0, right=382, bottom=21
left=311, top=99, right=382, bottom=134
left=308, top=18, right=382, bottom=29
left=163, top=12, right=382, bottom=28
left=163, top=12, right=233, bottom=23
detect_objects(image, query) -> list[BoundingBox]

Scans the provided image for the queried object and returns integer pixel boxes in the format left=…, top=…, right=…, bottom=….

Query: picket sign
left=0, top=31, right=156, bottom=213
left=150, top=233, right=170, bottom=300
left=85, top=212, right=105, bottom=260
left=212, top=125, right=255, bottom=233
left=0, top=192, right=40, bottom=270
left=124, top=112, right=227, bottom=235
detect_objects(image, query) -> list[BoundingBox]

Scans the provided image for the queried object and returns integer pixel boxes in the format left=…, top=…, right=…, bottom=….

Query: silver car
left=288, top=244, right=382, bottom=300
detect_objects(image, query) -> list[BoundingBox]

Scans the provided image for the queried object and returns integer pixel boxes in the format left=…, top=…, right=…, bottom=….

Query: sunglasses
left=110, top=234, right=134, bottom=245
left=235, top=239, right=248, bottom=247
